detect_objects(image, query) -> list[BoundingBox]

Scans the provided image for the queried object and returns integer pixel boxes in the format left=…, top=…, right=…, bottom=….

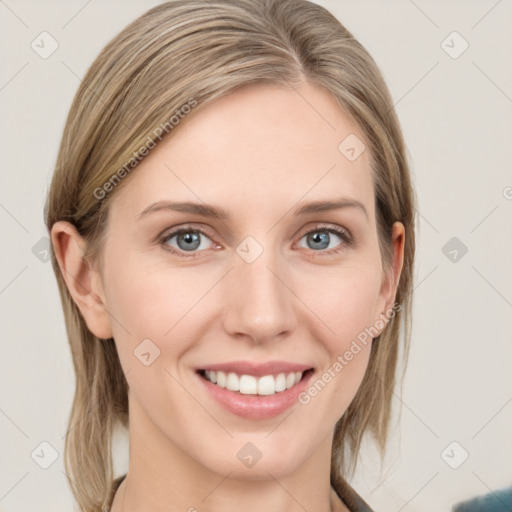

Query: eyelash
left=159, top=223, right=353, bottom=259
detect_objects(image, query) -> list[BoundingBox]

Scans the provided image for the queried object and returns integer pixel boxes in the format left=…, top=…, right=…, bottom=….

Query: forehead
left=111, top=82, right=375, bottom=222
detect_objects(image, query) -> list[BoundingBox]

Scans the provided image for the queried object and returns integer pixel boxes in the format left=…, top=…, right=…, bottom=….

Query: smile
left=200, top=370, right=305, bottom=395
left=195, top=360, right=315, bottom=419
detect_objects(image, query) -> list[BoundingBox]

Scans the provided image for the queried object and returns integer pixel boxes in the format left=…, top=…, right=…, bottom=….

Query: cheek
left=295, top=274, right=378, bottom=427
left=103, top=255, right=208, bottom=344
left=291, top=264, right=382, bottom=408
left=300, top=263, right=382, bottom=353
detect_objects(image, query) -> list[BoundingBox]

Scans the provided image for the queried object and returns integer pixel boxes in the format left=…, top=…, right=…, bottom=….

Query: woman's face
left=86, top=82, right=404, bottom=479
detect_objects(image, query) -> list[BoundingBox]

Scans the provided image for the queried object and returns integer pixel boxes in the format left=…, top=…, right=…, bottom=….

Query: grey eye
left=297, top=230, right=343, bottom=251
left=163, top=230, right=212, bottom=252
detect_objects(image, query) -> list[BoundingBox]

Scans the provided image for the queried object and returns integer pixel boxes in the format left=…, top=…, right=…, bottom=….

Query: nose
left=222, top=247, right=298, bottom=344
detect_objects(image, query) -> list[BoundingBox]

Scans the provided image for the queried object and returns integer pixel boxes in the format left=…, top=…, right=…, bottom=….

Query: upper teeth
left=204, top=371, right=303, bottom=395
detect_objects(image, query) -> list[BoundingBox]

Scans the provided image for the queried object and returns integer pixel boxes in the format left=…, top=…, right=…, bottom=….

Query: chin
left=190, top=433, right=315, bottom=480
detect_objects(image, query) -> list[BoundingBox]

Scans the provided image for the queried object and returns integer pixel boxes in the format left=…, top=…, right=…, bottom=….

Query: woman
left=45, top=0, right=416, bottom=510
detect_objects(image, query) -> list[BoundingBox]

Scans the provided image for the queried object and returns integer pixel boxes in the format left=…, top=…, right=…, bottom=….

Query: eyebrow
left=137, top=197, right=368, bottom=220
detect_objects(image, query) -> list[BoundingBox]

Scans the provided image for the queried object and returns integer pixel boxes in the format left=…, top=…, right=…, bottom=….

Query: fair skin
left=52, top=82, right=404, bottom=512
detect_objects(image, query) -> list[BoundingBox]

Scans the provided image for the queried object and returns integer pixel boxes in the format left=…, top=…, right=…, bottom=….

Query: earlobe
left=50, top=221, right=113, bottom=340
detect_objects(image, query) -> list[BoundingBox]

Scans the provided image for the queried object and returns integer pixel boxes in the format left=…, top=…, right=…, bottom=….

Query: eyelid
left=296, top=222, right=352, bottom=241
left=159, top=223, right=215, bottom=241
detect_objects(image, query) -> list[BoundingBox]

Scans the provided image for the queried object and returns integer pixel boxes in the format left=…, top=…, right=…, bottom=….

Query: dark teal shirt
left=452, top=487, right=512, bottom=512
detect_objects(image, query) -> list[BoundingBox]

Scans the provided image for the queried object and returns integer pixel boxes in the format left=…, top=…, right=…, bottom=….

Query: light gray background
left=1, top=0, right=511, bottom=510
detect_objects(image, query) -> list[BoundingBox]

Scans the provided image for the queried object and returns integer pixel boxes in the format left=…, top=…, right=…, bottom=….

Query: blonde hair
left=44, top=0, right=416, bottom=510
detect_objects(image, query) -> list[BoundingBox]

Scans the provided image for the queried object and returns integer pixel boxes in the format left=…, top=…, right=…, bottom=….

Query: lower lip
left=196, top=370, right=314, bottom=420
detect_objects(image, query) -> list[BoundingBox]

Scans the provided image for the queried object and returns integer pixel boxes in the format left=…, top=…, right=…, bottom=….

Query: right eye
left=160, top=227, right=218, bottom=257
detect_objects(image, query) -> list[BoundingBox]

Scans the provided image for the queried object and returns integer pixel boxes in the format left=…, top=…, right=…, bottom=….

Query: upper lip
left=198, top=360, right=314, bottom=377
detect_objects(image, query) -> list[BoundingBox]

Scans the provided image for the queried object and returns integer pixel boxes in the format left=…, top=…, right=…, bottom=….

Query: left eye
left=296, top=228, right=346, bottom=252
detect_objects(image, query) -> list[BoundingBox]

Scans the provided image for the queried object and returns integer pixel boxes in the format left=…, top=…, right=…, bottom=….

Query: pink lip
left=199, top=360, right=313, bottom=377
left=196, top=366, right=315, bottom=420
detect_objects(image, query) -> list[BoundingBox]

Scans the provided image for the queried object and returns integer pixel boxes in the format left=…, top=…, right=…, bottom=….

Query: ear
left=50, top=221, right=113, bottom=340
left=374, top=221, right=405, bottom=333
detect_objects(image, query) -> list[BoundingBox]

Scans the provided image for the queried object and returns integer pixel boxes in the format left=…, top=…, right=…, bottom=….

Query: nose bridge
left=222, top=241, right=297, bottom=342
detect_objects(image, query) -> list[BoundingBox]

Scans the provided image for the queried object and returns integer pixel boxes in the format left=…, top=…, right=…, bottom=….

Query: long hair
left=44, top=1, right=416, bottom=509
